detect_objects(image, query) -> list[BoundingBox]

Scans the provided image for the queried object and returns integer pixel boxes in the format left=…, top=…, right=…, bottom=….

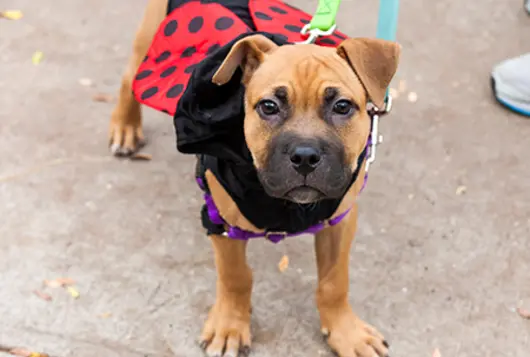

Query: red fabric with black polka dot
left=132, top=0, right=348, bottom=115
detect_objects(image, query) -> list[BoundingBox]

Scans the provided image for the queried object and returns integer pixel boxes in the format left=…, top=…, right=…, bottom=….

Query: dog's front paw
left=199, top=299, right=252, bottom=357
left=108, top=111, right=145, bottom=157
left=320, top=306, right=388, bottom=357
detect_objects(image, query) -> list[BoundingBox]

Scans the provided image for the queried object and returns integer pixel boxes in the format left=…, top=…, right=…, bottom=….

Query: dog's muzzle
left=258, top=134, right=351, bottom=203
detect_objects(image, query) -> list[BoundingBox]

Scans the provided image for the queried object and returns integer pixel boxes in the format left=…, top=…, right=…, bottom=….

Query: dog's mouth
left=284, top=186, right=324, bottom=204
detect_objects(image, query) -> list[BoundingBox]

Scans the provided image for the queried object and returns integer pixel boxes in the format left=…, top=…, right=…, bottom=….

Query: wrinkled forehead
left=246, top=44, right=366, bottom=105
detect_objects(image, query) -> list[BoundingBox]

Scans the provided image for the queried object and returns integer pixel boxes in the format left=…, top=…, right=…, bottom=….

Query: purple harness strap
left=197, top=177, right=357, bottom=243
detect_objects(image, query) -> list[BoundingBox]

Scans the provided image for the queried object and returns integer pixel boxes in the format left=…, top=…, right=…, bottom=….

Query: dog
left=108, top=1, right=400, bottom=356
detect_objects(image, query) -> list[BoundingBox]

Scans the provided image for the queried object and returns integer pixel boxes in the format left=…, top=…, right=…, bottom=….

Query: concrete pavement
left=1, top=0, right=529, bottom=356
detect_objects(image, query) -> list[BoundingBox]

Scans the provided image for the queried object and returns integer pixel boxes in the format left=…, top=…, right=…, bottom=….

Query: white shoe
left=491, top=53, right=530, bottom=116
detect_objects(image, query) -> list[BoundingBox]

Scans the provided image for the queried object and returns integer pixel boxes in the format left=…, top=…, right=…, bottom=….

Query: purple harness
left=197, top=177, right=358, bottom=243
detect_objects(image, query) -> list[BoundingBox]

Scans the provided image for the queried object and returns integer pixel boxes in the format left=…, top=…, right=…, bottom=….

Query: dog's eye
left=333, top=100, right=355, bottom=116
left=257, top=100, right=280, bottom=117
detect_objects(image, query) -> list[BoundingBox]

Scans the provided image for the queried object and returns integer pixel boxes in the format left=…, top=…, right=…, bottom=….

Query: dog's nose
left=290, top=146, right=321, bottom=176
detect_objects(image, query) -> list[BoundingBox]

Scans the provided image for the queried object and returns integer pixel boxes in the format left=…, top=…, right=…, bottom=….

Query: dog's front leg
left=315, top=205, right=389, bottom=357
left=200, top=235, right=252, bottom=357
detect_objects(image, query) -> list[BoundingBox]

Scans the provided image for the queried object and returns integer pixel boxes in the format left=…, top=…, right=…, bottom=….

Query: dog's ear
left=337, top=38, right=401, bottom=109
left=212, top=34, right=278, bottom=86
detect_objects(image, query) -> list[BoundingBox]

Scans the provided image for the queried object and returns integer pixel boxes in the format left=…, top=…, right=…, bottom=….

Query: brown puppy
left=108, top=2, right=400, bottom=357
left=202, top=36, right=399, bottom=357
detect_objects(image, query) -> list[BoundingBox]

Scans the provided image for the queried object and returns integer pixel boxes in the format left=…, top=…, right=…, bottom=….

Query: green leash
left=303, top=0, right=400, bottom=42
left=308, top=0, right=342, bottom=32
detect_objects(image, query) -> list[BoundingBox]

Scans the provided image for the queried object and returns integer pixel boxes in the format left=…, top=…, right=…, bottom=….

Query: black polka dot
left=184, top=64, right=197, bottom=74
left=188, top=16, right=204, bottom=33
left=318, top=38, right=337, bottom=45
left=300, top=18, right=310, bottom=24
left=143, top=55, right=149, bottom=62
left=270, top=6, right=288, bottom=14
left=181, top=46, right=197, bottom=58
left=334, top=33, right=347, bottom=40
left=164, top=20, right=178, bottom=36
left=207, top=44, right=221, bottom=55
left=167, top=84, right=184, bottom=98
left=135, top=70, right=153, bottom=80
left=284, top=25, right=302, bottom=33
left=162, top=109, right=170, bottom=114
left=155, top=51, right=171, bottom=63
left=141, top=87, right=158, bottom=100
left=160, top=66, right=177, bottom=78
left=272, top=33, right=289, bottom=43
left=255, top=12, right=272, bottom=20
left=215, top=17, right=234, bottom=31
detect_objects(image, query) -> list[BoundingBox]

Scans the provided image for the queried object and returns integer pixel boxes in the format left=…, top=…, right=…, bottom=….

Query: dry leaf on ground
left=9, top=348, right=49, bottom=357
left=278, top=255, right=289, bottom=272
left=456, top=185, right=467, bottom=195
left=92, top=93, right=114, bottom=103
left=44, top=278, right=75, bottom=288
left=432, top=348, right=441, bottom=357
left=0, top=10, right=23, bottom=20
left=56, top=277, right=75, bottom=286
left=66, top=286, right=80, bottom=299
left=130, top=153, right=152, bottom=161
left=517, top=307, right=530, bottom=320
left=33, top=290, right=52, bottom=302
left=43, top=280, right=61, bottom=288
left=9, top=348, right=33, bottom=357
left=32, top=51, right=43, bottom=65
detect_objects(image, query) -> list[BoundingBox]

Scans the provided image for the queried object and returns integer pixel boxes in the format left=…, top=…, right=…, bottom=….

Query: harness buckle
left=265, top=231, right=288, bottom=243
left=296, top=24, right=337, bottom=45
left=365, top=95, right=392, bottom=172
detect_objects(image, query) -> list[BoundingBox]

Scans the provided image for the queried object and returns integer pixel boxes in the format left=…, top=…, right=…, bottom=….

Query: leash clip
left=365, top=95, right=392, bottom=172
left=296, top=24, right=337, bottom=44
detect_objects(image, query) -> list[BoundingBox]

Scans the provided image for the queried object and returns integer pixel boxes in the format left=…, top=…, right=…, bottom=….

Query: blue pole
left=376, top=0, right=400, bottom=41
left=376, top=0, right=400, bottom=101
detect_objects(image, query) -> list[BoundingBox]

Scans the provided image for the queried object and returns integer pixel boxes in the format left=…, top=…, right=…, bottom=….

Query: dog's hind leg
left=314, top=204, right=389, bottom=357
left=108, top=0, right=167, bottom=156
left=199, top=235, right=253, bottom=357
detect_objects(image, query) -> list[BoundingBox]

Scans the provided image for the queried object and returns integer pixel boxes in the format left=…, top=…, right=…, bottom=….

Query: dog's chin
left=258, top=168, right=352, bottom=204
left=284, top=186, right=324, bottom=204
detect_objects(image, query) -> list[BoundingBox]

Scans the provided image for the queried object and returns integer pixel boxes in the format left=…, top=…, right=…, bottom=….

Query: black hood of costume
left=174, top=32, right=289, bottom=165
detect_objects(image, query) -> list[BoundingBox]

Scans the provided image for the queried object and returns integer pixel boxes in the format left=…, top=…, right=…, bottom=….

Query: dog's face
left=213, top=35, right=400, bottom=204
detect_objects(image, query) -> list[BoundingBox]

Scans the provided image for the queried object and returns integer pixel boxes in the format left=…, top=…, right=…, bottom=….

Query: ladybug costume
left=133, top=0, right=348, bottom=115
left=132, top=0, right=367, bottom=242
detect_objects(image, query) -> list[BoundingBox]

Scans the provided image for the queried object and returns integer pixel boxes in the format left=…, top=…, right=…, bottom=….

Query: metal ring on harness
left=365, top=95, right=392, bottom=172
